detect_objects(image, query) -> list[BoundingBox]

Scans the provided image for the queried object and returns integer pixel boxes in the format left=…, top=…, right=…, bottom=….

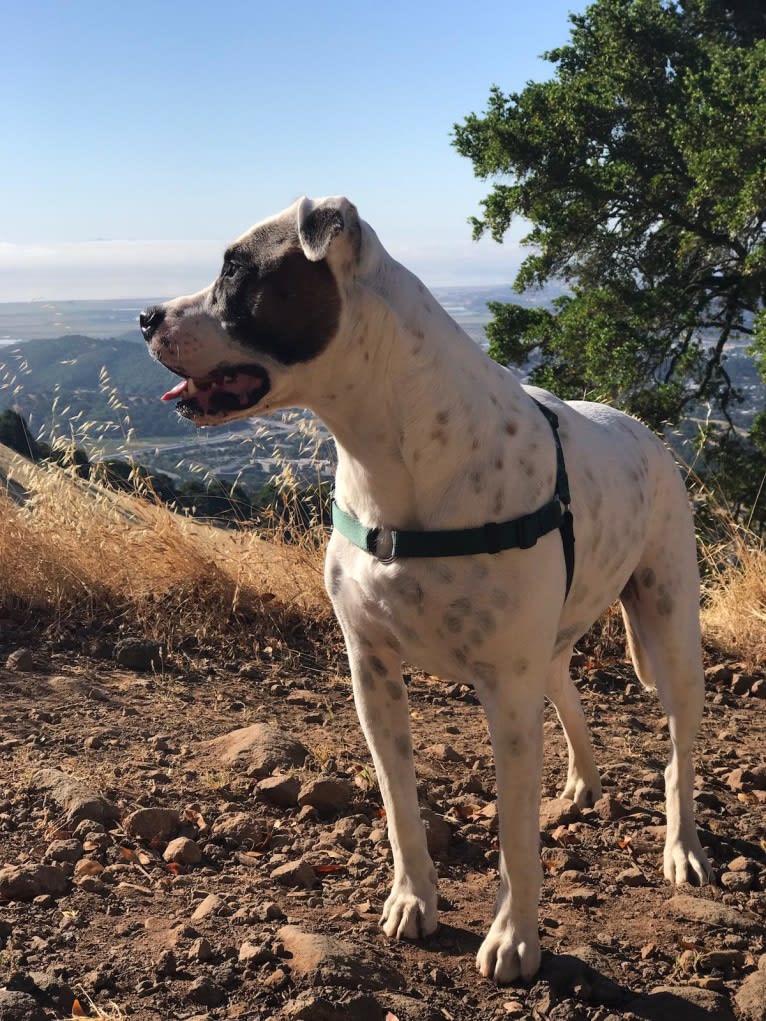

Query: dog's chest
left=328, top=544, right=533, bottom=683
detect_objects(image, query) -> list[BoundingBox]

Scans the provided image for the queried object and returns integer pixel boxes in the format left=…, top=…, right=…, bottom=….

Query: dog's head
left=140, top=196, right=361, bottom=426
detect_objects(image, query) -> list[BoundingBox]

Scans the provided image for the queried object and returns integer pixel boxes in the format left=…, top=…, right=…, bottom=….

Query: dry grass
left=2, top=433, right=765, bottom=670
left=0, top=442, right=332, bottom=652
left=700, top=518, right=766, bottom=668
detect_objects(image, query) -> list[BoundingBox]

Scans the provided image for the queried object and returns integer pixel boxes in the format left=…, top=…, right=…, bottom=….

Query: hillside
left=0, top=334, right=199, bottom=440
left=0, top=444, right=765, bottom=1020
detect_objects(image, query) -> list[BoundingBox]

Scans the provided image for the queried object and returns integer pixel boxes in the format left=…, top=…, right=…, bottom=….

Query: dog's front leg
left=344, top=633, right=438, bottom=939
left=476, top=683, right=545, bottom=983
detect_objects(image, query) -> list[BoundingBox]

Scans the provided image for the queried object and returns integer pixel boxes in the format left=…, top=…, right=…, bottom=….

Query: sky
left=0, top=0, right=583, bottom=301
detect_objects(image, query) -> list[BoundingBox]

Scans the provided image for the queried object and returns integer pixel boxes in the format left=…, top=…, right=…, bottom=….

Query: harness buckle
left=367, top=527, right=396, bottom=564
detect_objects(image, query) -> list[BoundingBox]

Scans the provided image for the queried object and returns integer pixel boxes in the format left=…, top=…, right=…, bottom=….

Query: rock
left=32, top=768, right=117, bottom=826
left=238, top=940, right=272, bottom=966
left=617, top=866, right=648, bottom=887
left=281, top=991, right=386, bottom=1021
left=0, top=989, right=47, bottom=1021
left=191, top=893, right=231, bottom=920
left=277, top=924, right=401, bottom=990
left=188, top=937, right=214, bottom=962
left=113, top=638, right=163, bottom=671
left=593, top=794, right=629, bottom=820
left=0, top=864, right=68, bottom=901
left=5, top=648, right=34, bottom=672
left=735, top=971, right=766, bottom=1021
left=209, top=812, right=265, bottom=846
left=380, top=994, right=446, bottom=1021
left=271, top=859, right=317, bottom=889
left=43, top=838, right=83, bottom=864
left=725, top=766, right=766, bottom=792
left=257, top=775, right=301, bottom=808
left=207, top=723, right=308, bottom=777
left=163, top=837, right=201, bottom=866
left=187, top=977, right=226, bottom=1007
left=663, top=893, right=764, bottom=935
left=705, top=664, right=733, bottom=686
left=627, top=985, right=735, bottom=1020
left=421, top=808, right=452, bottom=860
left=425, top=743, right=462, bottom=762
left=297, top=778, right=354, bottom=815
left=123, top=807, right=180, bottom=842
left=28, top=971, right=75, bottom=1014
left=720, top=870, right=754, bottom=891
left=697, top=949, right=746, bottom=972
left=540, top=797, right=580, bottom=829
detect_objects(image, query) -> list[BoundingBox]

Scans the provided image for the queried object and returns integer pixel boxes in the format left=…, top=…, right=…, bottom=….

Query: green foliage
left=454, top=0, right=766, bottom=523
left=0, top=409, right=39, bottom=459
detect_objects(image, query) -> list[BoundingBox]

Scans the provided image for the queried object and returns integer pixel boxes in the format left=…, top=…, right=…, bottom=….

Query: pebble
left=421, top=808, right=452, bottom=860
left=257, top=774, right=301, bottom=807
left=43, top=838, right=83, bottom=864
left=0, top=864, right=68, bottom=901
left=32, top=768, right=118, bottom=826
left=207, top=723, right=308, bottom=776
left=210, top=812, right=265, bottom=846
left=191, top=893, right=231, bottom=920
left=113, top=638, right=164, bottom=671
left=5, top=648, right=35, bottom=672
left=187, top=977, right=226, bottom=1007
left=540, top=797, right=580, bottom=829
left=0, top=989, right=47, bottom=1021
left=271, top=859, right=317, bottom=889
left=123, top=807, right=180, bottom=841
left=736, top=971, right=766, bottom=1021
left=297, top=777, right=354, bottom=815
left=188, top=937, right=214, bottom=962
left=664, top=893, right=764, bottom=934
left=163, top=836, right=202, bottom=865
left=593, top=794, right=629, bottom=820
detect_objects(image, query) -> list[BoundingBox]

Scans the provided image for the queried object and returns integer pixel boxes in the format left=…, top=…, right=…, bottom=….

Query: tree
left=453, top=0, right=766, bottom=523
left=0, top=409, right=40, bottom=460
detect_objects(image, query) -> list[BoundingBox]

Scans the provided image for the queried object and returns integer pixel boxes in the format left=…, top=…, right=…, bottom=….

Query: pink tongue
left=161, top=379, right=188, bottom=401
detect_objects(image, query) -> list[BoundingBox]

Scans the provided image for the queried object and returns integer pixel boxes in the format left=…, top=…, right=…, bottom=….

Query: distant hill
left=0, top=333, right=203, bottom=441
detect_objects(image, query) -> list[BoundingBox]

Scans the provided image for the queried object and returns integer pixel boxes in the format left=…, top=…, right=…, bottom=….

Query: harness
left=331, top=399, right=575, bottom=599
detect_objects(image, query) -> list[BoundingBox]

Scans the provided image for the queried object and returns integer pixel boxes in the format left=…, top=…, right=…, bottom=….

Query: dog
left=141, top=196, right=713, bottom=983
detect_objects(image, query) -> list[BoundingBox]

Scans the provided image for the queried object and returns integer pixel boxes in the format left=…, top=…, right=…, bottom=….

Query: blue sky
left=0, top=0, right=583, bottom=299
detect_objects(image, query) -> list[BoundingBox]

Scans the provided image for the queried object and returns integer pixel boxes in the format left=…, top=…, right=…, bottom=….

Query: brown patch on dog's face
left=209, top=222, right=341, bottom=366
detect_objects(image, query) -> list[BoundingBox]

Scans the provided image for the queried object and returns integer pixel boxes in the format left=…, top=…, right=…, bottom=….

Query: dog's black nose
left=139, top=305, right=165, bottom=341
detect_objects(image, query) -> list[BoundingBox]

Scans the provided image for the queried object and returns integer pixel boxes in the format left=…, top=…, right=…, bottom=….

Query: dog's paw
left=664, top=834, right=714, bottom=886
left=380, top=874, right=438, bottom=940
left=561, top=773, right=602, bottom=808
left=476, top=918, right=541, bottom=984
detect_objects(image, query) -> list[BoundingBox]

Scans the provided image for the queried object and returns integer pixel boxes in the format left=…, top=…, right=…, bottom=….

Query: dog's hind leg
left=620, top=557, right=713, bottom=886
left=546, top=650, right=602, bottom=808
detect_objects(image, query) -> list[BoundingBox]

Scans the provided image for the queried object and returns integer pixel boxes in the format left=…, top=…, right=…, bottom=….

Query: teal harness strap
left=331, top=398, right=575, bottom=596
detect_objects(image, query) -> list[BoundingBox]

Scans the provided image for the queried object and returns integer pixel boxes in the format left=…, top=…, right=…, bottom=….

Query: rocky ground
left=0, top=623, right=765, bottom=1021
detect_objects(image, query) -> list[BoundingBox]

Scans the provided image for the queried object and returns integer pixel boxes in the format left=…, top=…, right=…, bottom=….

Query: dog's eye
left=221, top=260, right=240, bottom=279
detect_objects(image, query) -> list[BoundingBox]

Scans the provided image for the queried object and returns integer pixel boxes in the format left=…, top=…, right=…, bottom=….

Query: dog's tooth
left=186, top=378, right=198, bottom=396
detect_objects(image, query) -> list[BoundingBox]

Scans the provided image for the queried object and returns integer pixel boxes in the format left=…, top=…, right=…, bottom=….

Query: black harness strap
left=331, top=398, right=576, bottom=599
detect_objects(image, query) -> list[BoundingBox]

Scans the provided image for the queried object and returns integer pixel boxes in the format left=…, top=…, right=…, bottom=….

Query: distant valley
left=1, top=288, right=763, bottom=492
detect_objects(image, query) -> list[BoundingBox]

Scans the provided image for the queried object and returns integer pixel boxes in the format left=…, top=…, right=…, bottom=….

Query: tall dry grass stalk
left=700, top=519, right=766, bottom=667
left=0, top=444, right=331, bottom=648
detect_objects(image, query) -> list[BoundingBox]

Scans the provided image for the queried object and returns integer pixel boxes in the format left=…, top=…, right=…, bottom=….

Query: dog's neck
left=303, top=232, right=553, bottom=531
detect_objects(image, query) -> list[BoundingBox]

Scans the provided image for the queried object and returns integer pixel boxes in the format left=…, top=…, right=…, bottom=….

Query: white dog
left=141, top=196, right=713, bottom=983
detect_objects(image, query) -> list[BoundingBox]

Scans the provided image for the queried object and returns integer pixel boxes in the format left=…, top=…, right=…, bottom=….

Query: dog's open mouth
left=160, top=365, right=271, bottom=421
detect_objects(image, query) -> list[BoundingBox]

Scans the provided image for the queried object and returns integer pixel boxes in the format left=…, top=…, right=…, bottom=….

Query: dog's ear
left=297, top=196, right=359, bottom=262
